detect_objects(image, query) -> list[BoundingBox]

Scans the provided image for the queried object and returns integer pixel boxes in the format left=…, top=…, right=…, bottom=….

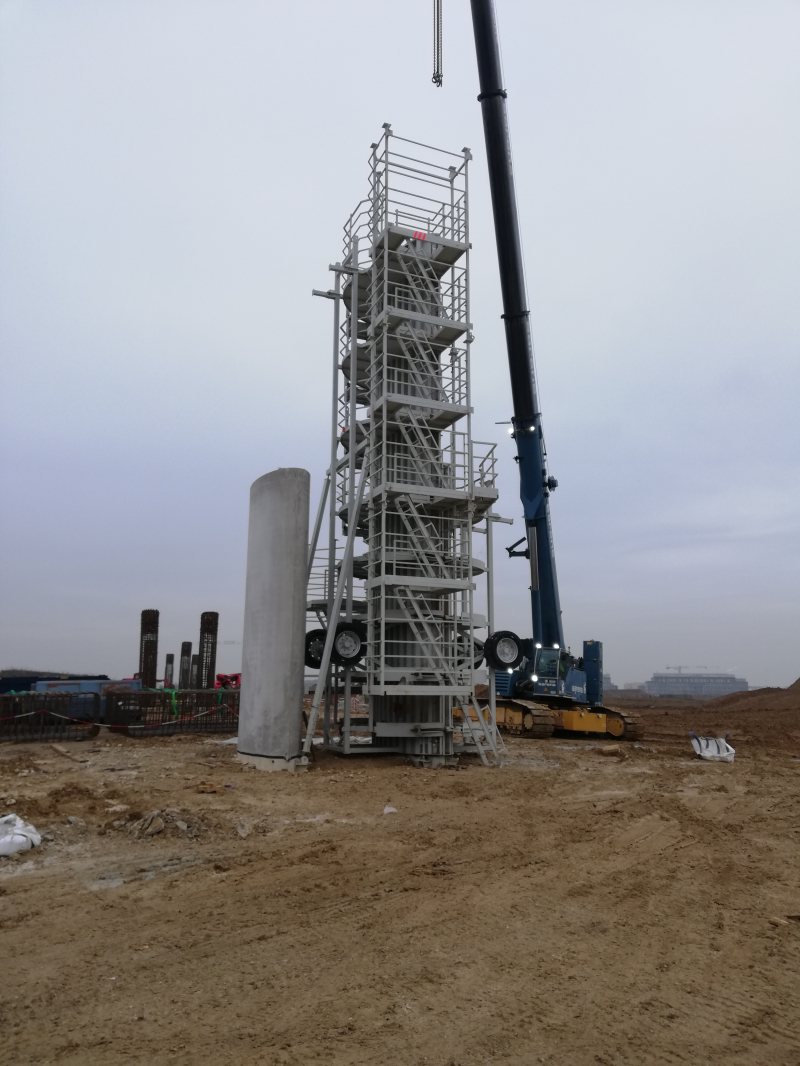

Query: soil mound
left=706, top=684, right=800, bottom=714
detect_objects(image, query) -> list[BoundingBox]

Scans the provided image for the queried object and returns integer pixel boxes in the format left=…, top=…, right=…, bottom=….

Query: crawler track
left=498, top=699, right=555, bottom=738
left=496, top=701, right=644, bottom=741
left=605, top=709, right=644, bottom=740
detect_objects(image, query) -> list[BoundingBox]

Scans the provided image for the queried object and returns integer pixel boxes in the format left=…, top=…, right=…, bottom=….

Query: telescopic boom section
left=470, top=0, right=564, bottom=649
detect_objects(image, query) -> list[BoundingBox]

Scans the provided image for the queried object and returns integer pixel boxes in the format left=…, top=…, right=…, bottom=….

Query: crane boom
left=470, top=0, right=564, bottom=650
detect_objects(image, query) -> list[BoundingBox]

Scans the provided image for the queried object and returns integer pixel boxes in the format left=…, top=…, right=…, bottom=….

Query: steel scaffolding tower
left=305, top=126, right=499, bottom=766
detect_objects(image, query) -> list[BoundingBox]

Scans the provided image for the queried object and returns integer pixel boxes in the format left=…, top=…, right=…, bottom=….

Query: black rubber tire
left=473, top=638, right=485, bottom=670
left=304, top=629, right=327, bottom=669
left=457, top=638, right=485, bottom=670
left=484, top=630, right=524, bottom=671
left=330, top=621, right=367, bottom=667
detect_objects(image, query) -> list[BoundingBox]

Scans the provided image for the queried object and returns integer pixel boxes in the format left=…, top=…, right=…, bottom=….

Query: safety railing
left=368, top=261, right=467, bottom=325
left=365, top=613, right=474, bottom=680
left=368, top=135, right=469, bottom=246
left=387, top=272, right=466, bottom=326
left=367, top=336, right=468, bottom=409
left=334, top=458, right=370, bottom=522
left=472, top=442, right=498, bottom=490
left=307, top=545, right=368, bottom=668
left=369, top=424, right=465, bottom=494
left=307, top=543, right=340, bottom=606
left=366, top=507, right=472, bottom=584
left=342, top=201, right=373, bottom=268
left=367, top=431, right=496, bottom=498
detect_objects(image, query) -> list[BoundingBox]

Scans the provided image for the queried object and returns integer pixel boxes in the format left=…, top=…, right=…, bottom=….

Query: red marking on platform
left=413, top=231, right=427, bottom=240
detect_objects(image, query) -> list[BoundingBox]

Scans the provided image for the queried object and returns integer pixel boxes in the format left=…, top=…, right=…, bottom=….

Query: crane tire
left=484, top=630, right=524, bottom=671
left=305, top=629, right=327, bottom=670
left=330, top=621, right=367, bottom=667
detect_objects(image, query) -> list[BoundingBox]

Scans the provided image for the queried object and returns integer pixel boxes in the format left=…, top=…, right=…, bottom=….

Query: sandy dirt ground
left=1, top=688, right=799, bottom=1066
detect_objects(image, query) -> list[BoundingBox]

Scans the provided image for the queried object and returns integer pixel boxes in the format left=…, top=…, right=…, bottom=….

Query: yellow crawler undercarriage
left=463, top=700, right=643, bottom=741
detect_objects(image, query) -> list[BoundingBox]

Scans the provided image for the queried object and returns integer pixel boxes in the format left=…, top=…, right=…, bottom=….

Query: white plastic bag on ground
left=0, top=813, right=41, bottom=856
left=690, top=733, right=735, bottom=763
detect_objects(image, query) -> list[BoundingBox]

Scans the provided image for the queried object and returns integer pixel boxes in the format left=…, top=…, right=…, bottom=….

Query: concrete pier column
left=238, top=468, right=310, bottom=770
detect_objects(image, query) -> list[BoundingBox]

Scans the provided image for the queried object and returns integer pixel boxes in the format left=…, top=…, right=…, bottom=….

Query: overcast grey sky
left=1, top=0, right=798, bottom=687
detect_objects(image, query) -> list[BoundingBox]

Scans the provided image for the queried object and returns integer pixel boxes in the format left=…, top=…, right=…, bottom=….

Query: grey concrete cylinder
left=238, top=468, right=310, bottom=768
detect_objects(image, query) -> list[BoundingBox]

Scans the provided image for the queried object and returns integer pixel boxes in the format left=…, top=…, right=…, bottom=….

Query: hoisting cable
left=432, top=0, right=443, bottom=86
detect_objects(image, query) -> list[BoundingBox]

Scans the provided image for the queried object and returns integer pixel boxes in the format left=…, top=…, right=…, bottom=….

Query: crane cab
left=516, top=647, right=587, bottom=704
left=489, top=637, right=602, bottom=708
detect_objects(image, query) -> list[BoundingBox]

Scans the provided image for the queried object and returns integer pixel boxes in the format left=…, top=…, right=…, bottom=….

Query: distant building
left=644, top=672, right=748, bottom=698
left=603, top=673, right=619, bottom=692
left=624, top=683, right=645, bottom=691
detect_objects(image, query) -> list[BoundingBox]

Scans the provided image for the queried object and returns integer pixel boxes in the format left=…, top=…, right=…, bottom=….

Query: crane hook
left=432, top=0, right=443, bottom=86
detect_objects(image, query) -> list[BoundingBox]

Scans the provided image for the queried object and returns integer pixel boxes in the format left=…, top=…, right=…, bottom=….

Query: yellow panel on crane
left=559, top=709, right=607, bottom=734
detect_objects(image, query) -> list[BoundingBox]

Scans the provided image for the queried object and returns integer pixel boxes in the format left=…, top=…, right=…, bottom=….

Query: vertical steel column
left=346, top=239, right=359, bottom=622
left=342, top=236, right=360, bottom=754
left=486, top=517, right=496, bottom=728
left=379, top=133, right=390, bottom=697
left=486, top=511, right=513, bottom=727
left=368, top=139, right=381, bottom=736
left=326, top=270, right=343, bottom=746
left=462, top=147, right=475, bottom=719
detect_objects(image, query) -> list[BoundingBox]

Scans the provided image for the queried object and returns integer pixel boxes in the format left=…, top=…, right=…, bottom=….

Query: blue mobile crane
left=466, top=0, right=640, bottom=739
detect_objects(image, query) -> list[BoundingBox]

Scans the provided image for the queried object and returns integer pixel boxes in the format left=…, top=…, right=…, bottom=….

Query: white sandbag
left=0, top=813, right=41, bottom=856
left=690, top=733, right=735, bottom=763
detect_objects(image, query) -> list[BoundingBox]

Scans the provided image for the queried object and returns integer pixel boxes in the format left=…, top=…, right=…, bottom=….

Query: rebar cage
left=310, top=127, right=498, bottom=764
left=105, top=690, right=239, bottom=736
left=0, top=692, right=100, bottom=742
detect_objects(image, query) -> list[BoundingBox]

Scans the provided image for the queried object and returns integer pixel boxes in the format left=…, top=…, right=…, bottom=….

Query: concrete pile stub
left=238, top=468, right=310, bottom=771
